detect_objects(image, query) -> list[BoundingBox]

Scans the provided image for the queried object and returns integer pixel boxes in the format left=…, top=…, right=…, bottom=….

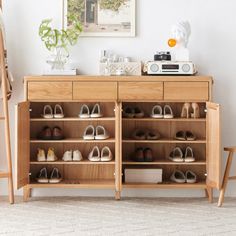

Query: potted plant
left=39, top=15, right=82, bottom=70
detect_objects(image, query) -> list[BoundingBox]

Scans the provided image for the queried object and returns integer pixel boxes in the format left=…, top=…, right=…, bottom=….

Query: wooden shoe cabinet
left=16, top=76, right=221, bottom=202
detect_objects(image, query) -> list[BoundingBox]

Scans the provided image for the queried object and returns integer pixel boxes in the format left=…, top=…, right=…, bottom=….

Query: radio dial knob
left=182, top=64, right=191, bottom=73
left=150, top=64, right=159, bottom=72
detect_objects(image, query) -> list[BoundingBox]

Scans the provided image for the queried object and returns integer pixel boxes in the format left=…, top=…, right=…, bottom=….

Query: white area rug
left=0, top=197, right=236, bottom=236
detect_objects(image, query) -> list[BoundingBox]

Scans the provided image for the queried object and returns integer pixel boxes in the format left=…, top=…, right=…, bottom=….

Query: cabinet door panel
left=119, top=82, right=163, bottom=100
left=16, top=102, right=30, bottom=189
left=73, top=82, right=117, bottom=100
left=28, top=82, right=72, bottom=100
left=164, top=82, right=209, bottom=100
left=206, top=102, right=221, bottom=189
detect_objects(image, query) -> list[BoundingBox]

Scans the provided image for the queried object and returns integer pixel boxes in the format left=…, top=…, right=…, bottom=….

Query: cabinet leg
left=23, top=186, right=30, bottom=202
left=115, top=191, right=121, bottom=200
left=8, top=177, right=14, bottom=204
left=206, top=187, right=213, bottom=203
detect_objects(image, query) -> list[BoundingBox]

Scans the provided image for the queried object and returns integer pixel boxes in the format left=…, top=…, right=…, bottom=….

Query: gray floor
left=0, top=197, right=236, bottom=236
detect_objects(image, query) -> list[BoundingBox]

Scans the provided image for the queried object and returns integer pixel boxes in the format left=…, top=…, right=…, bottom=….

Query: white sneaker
left=79, top=104, right=90, bottom=118
left=88, top=146, right=100, bottom=162
left=95, top=126, right=109, bottom=140
left=90, top=104, right=102, bottom=118
left=37, top=148, right=46, bottom=162
left=186, top=170, right=197, bottom=183
left=83, top=125, right=95, bottom=140
left=73, top=150, right=83, bottom=161
left=101, top=146, right=113, bottom=162
left=46, top=148, right=58, bottom=162
left=170, top=170, right=186, bottom=183
left=62, top=150, right=73, bottom=162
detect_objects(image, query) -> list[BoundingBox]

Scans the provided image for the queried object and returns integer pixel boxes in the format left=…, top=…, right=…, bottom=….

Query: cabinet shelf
left=122, top=160, right=206, bottom=165
left=123, top=118, right=206, bottom=122
left=30, top=138, right=116, bottom=143
left=30, top=117, right=115, bottom=122
left=30, top=160, right=115, bottom=165
left=122, top=139, right=206, bottom=144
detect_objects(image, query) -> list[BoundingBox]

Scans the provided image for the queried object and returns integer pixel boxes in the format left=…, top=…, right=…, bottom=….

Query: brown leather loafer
left=52, top=126, right=64, bottom=140
left=133, top=148, right=144, bottom=162
left=38, top=126, right=52, bottom=140
left=144, top=148, right=153, bottom=162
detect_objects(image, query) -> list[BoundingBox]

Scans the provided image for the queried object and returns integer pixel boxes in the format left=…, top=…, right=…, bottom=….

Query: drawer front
left=118, top=82, right=163, bottom=100
left=28, top=82, right=72, bottom=100
left=164, top=82, right=209, bottom=100
left=73, top=82, right=117, bottom=100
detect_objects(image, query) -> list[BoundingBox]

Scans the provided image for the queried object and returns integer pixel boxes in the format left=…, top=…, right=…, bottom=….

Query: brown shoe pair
left=38, top=126, right=64, bottom=140
left=133, top=147, right=153, bottom=162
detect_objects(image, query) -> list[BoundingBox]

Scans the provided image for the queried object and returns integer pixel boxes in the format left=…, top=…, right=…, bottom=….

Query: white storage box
left=125, top=169, right=163, bottom=183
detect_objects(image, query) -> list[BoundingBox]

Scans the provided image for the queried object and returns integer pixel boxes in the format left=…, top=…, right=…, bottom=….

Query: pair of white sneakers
left=79, top=104, right=102, bottom=118
left=88, top=146, right=113, bottom=162
left=37, top=148, right=57, bottom=162
left=62, top=150, right=83, bottom=162
left=83, top=125, right=109, bottom=140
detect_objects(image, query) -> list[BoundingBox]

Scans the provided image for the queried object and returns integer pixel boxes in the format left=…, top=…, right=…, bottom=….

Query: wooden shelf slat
left=123, top=118, right=206, bottom=122
left=122, top=139, right=206, bottom=144
left=30, top=160, right=115, bottom=165
left=30, top=117, right=115, bottom=122
left=122, top=160, right=206, bottom=165
left=30, top=138, right=116, bottom=143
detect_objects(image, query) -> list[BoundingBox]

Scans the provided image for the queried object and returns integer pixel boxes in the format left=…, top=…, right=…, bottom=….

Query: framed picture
left=63, top=0, right=136, bottom=37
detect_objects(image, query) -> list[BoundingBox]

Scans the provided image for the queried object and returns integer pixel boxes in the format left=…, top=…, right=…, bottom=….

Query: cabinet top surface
left=24, top=75, right=213, bottom=83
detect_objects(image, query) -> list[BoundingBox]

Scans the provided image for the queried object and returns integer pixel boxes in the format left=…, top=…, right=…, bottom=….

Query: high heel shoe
left=181, top=103, right=191, bottom=118
left=191, top=103, right=200, bottom=118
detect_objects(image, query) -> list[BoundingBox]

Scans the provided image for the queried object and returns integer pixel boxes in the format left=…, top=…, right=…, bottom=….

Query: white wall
left=1, top=0, right=236, bottom=198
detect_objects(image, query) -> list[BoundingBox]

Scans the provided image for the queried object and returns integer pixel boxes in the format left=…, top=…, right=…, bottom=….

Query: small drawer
left=118, top=82, right=163, bottom=100
left=164, top=82, right=209, bottom=101
left=28, top=82, right=72, bottom=100
left=73, top=82, right=117, bottom=100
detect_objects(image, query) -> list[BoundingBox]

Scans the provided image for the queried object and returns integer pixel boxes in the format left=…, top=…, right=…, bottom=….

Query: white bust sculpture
left=169, top=21, right=191, bottom=61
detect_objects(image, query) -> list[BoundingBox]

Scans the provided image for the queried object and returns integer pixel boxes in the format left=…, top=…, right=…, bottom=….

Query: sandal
left=54, top=104, right=64, bottom=119
left=169, top=147, right=184, bottom=162
left=185, top=170, right=197, bottom=183
left=186, top=131, right=196, bottom=141
left=151, top=105, right=163, bottom=119
left=184, top=146, right=195, bottom=162
left=79, top=104, right=90, bottom=118
left=88, top=146, right=100, bottom=162
left=134, top=107, right=144, bottom=118
left=123, top=107, right=135, bottom=118
left=101, top=146, right=113, bottom=162
left=170, top=170, right=186, bottom=183
left=42, top=105, right=53, bottom=119
left=36, top=167, right=48, bottom=183
left=49, top=168, right=62, bottom=183
left=95, top=126, right=109, bottom=140
left=146, top=130, right=161, bottom=140
left=91, top=104, right=102, bottom=118
left=175, top=131, right=186, bottom=141
left=164, top=105, right=174, bottom=119
left=132, top=129, right=146, bottom=140
left=83, top=125, right=95, bottom=140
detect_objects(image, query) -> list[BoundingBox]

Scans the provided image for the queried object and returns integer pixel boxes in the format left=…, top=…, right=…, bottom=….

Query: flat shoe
left=133, top=147, right=144, bottom=162
left=79, top=104, right=90, bottom=118
left=169, top=147, right=184, bottom=162
left=132, top=129, right=146, bottom=140
left=186, top=170, right=197, bottom=183
left=54, top=104, right=64, bottom=119
left=123, top=107, right=135, bottom=118
left=151, top=105, right=163, bottom=119
left=170, top=170, right=186, bottom=183
left=95, top=126, right=109, bottom=140
left=49, top=168, right=62, bottom=183
left=42, top=105, right=53, bottom=119
left=83, top=125, right=95, bottom=140
left=52, top=126, right=64, bottom=140
left=146, top=130, right=161, bottom=140
left=38, top=126, right=52, bottom=140
left=186, top=131, right=196, bottom=141
left=134, top=107, right=144, bottom=118
left=90, top=104, right=102, bottom=118
left=36, top=167, right=48, bottom=183
left=164, top=105, right=174, bottom=119
left=101, top=146, right=113, bottom=162
left=88, top=146, right=100, bottom=162
left=175, top=131, right=186, bottom=141
left=144, top=148, right=153, bottom=162
left=184, top=146, right=195, bottom=162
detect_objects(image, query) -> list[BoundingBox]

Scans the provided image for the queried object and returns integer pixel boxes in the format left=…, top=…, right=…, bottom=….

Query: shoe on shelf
left=54, top=104, right=64, bottom=119
left=134, top=107, right=144, bottom=118
left=181, top=102, right=191, bottom=118
left=169, top=147, right=184, bottom=162
left=52, top=126, right=64, bottom=140
left=88, top=146, right=100, bottom=162
left=38, top=126, right=52, bottom=140
left=73, top=150, right=83, bottom=161
left=132, top=129, right=146, bottom=140
left=79, top=104, right=90, bottom=118
left=191, top=103, right=200, bottom=119
left=163, top=105, right=174, bottom=119
left=62, top=150, right=73, bottom=162
left=83, top=125, right=95, bottom=140
left=47, top=147, right=58, bottom=162
left=90, top=104, right=102, bottom=118
left=133, top=147, right=145, bottom=162
left=175, top=131, right=186, bottom=141
left=36, top=167, right=49, bottom=183
left=123, top=107, right=135, bottom=118
left=37, top=148, right=46, bottom=162
left=49, top=168, right=62, bottom=183
left=170, top=170, right=186, bottom=183
left=42, top=105, right=53, bottom=119
left=101, top=146, right=113, bottom=162
left=95, top=126, right=109, bottom=140
left=144, top=148, right=153, bottom=162
left=151, top=105, right=163, bottom=119
left=184, top=146, right=195, bottom=162
left=186, top=131, right=196, bottom=141
left=185, top=170, right=197, bottom=183
left=146, top=130, right=161, bottom=140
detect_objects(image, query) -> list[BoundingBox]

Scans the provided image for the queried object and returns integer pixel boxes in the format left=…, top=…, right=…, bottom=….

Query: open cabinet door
left=15, top=102, right=30, bottom=189
left=206, top=102, right=221, bottom=189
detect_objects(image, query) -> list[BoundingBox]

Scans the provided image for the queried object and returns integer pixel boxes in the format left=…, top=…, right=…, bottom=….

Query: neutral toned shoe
left=54, top=104, right=64, bottom=119
left=52, top=126, right=64, bottom=140
left=101, top=146, right=113, bottom=162
left=164, top=105, right=174, bottom=119
left=146, top=130, right=161, bottom=140
left=49, top=168, right=62, bottom=183
left=175, top=131, right=186, bottom=141
left=90, top=104, right=102, bottom=118
left=170, top=170, right=186, bottom=183
left=88, top=146, right=100, bottom=162
left=134, top=107, right=144, bottom=118
left=169, top=147, right=184, bottom=162
left=79, top=104, right=90, bottom=118
left=133, top=147, right=145, bottom=162
left=62, top=150, right=73, bottom=162
left=186, top=170, right=197, bottom=183
left=83, top=125, right=95, bottom=140
left=191, top=103, right=200, bottom=119
left=37, top=148, right=46, bottom=162
left=181, top=103, right=191, bottom=118
left=73, top=150, right=83, bottom=161
left=184, top=146, right=195, bottom=162
left=42, top=105, right=53, bottom=119
left=132, top=129, right=146, bottom=140
left=151, top=105, right=163, bottom=119
left=95, top=126, right=109, bottom=140
left=38, top=126, right=52, bottom=140
left=123, top=107, right=135, bottom=118
left=186, top=131, right=196, bottom=141
left=144, top=148, right=153, bottom=162
left=36, top=167, right=49, bottom=183
left=47, top=147, right=58, bottom=162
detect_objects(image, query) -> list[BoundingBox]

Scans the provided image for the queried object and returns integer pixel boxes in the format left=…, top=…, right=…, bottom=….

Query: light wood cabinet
left=17, top=75, right=220, bottom=202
